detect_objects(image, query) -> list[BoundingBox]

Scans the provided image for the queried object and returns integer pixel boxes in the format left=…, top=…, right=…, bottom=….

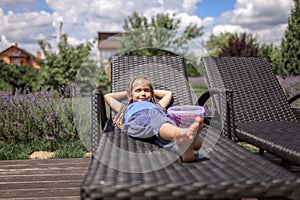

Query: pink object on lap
left=167, top=105, right=205, bottom=128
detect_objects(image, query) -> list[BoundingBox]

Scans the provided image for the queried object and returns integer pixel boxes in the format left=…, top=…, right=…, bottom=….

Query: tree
left=37, top=34, right=94, bottom=89
left=120, top=12, right=204, bottom=76
left=258, top=43, right=282, bottom=75
left=280, top=0, right=300, bottom=75
left=205, top=32, right=234, bottom=56
left=219, top=32, right=259, bottom=57
left=0, top=60, right=42, bottom=91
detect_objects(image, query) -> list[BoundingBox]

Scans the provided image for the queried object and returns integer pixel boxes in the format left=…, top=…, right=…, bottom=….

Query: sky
left=0, top=0, right=295, bottom=56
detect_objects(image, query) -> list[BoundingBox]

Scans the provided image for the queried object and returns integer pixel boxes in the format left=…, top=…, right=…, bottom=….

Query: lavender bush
left=277, top=76, right=300, bottom=101
left=0, top=87, right=78, bottom=143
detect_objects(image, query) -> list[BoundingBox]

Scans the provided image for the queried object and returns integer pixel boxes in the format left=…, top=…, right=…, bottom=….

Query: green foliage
left=0, top=140, right=87, bottom=160
left=74, top=59, right=108, bottom=96
left=238, top=142, right=259, bottom=153
left=0, top=60, right=43, bottom=91
left=205, top=32, right=234, bottom=56
left=120, top=12, right=203, bottom=76
left=0, top=33, right=109, bottom=91
left=38, top=34, right=94, bottom=89
left=53, top=140, right=86, bottom=158
left=0, top=140, right=55, bottom=160
left=280, top=0, right=300, bottom=75
left=184, top=53, right=201, bottom=77
left=258, top=43, right=282, bottom=75
left=219, top=32, right=259, bottom=57
left=121, top=12, right=203, bottom=54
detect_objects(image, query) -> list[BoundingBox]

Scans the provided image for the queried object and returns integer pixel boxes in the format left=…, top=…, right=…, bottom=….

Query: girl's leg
left=159, top=117, right=202, bottom=162
left=193, top=120, right=203, bottom=151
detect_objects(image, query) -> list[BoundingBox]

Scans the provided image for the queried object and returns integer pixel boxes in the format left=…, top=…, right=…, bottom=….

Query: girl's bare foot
left=176, top=117, right=202, bottom=162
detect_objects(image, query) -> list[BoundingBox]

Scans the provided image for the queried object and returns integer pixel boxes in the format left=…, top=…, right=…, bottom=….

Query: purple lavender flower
left=1, top=86, right=79, bottom=143
left=2, top=94, right=9, bottom=100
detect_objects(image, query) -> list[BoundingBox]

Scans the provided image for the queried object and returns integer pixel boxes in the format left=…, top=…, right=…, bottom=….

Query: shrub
left=0, top=87, right=78, bottom=144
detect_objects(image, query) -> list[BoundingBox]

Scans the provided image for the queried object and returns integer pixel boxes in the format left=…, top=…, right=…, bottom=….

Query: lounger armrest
left=288, top=93, right=300, bottom=104
left=197, top=88, right=236, bottom=140
left=197, top=88, right=222, bottom=106
left=288, top=93, right=300, bottom=120
left=91, top=89, right=108, bottom=155
left=197, top=88, right=219, bottom=125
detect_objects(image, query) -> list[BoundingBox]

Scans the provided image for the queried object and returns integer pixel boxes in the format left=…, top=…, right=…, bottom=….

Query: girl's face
left=131, top=79, right=153, bottom=102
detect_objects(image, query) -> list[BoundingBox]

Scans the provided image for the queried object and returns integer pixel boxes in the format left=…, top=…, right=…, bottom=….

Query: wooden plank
left=0, top=162, right=89, bottom=169
left=0, top=158, right=90, bottom=199
left=0, top=158, right=90, bottom=175
left=0, top=180, right=83, bottom=190
left=0, top=174, right=86, bottom=183
left=0, top=168, right=89, bottom=176
left=0, top=188, right=81, bottom=199
left=0, top=197, right=79, bottom=200
left=0, top=158, right=89, bottom=165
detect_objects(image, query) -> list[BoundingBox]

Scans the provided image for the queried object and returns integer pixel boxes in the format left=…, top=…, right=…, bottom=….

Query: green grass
left=191, top=87, right=207, bottom=97
left=53, top=141, right=86, bottom=158
left=238, top=142, right=259, bottom=153
left=0, top=139, right=88, bottom=160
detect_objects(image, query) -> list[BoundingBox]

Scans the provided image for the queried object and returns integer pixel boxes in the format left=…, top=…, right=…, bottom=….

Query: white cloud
left=182, top=0, right=202, bottom=14
left=0, top=10, right=53, bottom=43
left=254, top=24, right=288, bottom=45
left=0, top=35, right=13, bottom=49
left=177, top=13, right=203, bottom=28
left=202, top=17, right=214, bottom=26
left=230, top=0, right=294, bottom=27
left=0, top=0, right=37, bottom=7
left=47, top=0, right=89, bottom=24
left=215, top=0, right=294, bottom=45
left=213, top=24, right=246, bottom=35
left=0, top=0, right=296, bottom=55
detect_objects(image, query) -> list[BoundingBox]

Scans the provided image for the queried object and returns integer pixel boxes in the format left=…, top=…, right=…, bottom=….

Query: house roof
left=0, top=45, right=34, bottom=58
left=98, top=32, right=122, bottom=49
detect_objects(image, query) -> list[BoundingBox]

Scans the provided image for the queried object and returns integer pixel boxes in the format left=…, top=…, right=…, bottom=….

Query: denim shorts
left=125, top=109, right=179, bottom=155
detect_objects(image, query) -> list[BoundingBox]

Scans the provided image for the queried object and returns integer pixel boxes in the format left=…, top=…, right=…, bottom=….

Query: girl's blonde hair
left=113, top=76, right=159, bottom=128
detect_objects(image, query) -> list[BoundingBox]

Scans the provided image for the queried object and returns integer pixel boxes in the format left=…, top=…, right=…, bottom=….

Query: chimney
left=36, top=51, right=41, bottom=59
left=15, top=43, right=18, bottom=47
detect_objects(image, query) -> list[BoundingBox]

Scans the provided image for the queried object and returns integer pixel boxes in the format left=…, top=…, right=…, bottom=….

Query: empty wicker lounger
left=200, top=57, right=300, bottom=165
left=81, top=56, right=299, bottom=200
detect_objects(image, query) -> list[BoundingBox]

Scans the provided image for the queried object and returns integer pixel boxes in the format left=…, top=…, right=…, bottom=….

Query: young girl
left=104, top=76, right=203, bottom=162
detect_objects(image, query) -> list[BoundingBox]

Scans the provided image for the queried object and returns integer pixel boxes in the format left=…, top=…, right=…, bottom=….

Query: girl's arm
left=154, top=90, right=173, bottom=109
left=104, top=91, right=127, bottom=112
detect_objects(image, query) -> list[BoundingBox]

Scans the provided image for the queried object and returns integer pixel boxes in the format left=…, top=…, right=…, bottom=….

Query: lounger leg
left=259, top=149, right=264, bottom=154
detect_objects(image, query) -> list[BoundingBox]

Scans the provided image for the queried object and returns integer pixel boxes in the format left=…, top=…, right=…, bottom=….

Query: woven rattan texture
left=236, top=121, right=300, bottom=165
left=201, top=57, right=300, bottom=165
left=201, top=57, right=297, bottom=123
left=91, top=90, right=103, bottom=155
left=293, top=108, right=300, bottom=120
left=82, top=129, right=298, bottom=200
left=111, top=56, right=193, bottom=106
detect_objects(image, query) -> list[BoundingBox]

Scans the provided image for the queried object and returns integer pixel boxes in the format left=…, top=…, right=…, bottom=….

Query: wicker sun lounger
left=200, top=57, right=300, bottom=165
left=81, top=56, right=299, bottom=200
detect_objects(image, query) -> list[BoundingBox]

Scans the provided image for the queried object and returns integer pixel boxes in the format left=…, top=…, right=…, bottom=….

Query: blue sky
left=196, top=0, right=236, bottom=19
left=0, top=0, right=294, bottom=55
left=2, top=0, right=52, bottom=14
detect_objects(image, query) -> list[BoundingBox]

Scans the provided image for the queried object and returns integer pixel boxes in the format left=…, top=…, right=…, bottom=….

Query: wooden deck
left=0, top=154, right=299, bottom=200
left=0, top=158, right=90, bottom=200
